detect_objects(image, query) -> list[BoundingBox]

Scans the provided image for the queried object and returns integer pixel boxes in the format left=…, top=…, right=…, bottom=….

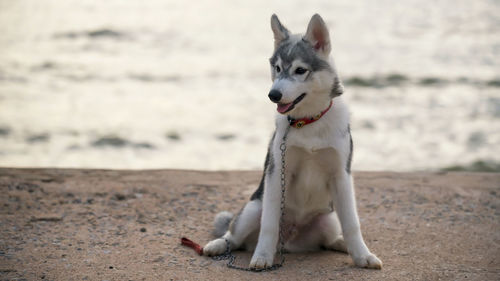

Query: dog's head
left=268, top=14, right=343, bottom=117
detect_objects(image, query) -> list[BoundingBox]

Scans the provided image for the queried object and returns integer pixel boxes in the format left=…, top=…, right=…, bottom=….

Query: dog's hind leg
left=286, top=212, right=347, bottom=253
left=203, top=199, right=262, bottom=256
left=319, top=212, right=348, bottom=253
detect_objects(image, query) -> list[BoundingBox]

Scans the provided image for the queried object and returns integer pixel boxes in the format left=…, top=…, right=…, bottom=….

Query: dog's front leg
left=249, top=169, right=281, bottom=269
left=333, top=172, right=382, bottom=269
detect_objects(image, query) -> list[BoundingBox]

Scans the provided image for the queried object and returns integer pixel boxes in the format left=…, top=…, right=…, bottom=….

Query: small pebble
left=140, top=227, right=147, bottom=232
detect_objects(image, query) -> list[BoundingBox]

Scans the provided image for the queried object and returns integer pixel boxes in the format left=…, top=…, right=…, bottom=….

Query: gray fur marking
left=330, top=76, right=344, bottom=97
left=213, top=211, right=233, bottom=237
left=346, top=124, right=353, bottom=174
left=275, top=19, right=289, bottom=38
left=250, top=171, right=265, bottom=201
left=269, top=42, right=291, bottom=65
left=250, top=131, right=276, bottom=201
left=270, top=39, right=331, bottom=72
left=277, top=65, right=293, bottom=80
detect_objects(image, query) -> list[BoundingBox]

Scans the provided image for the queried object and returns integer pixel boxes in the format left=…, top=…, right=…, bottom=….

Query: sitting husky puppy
left=203, top=14, right=382, bottom=270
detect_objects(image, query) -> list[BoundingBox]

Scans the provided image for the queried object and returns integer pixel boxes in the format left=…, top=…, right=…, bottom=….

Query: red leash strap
left=181, top=237, right=203, bottom=255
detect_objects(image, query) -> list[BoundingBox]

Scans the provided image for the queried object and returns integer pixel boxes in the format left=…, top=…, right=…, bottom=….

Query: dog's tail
left=212, top=211, right=233, bottom=237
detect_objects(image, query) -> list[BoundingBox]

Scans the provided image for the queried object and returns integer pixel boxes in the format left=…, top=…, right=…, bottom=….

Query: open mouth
left=277, top=93, right=307, bottom=114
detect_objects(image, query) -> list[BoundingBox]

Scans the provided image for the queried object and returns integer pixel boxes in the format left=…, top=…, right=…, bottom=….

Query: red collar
left=287, top=100, right=333, bottom=129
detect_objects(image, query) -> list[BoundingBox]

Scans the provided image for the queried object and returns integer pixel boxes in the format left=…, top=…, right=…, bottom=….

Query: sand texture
left=0, top=168, right=499, bottom=280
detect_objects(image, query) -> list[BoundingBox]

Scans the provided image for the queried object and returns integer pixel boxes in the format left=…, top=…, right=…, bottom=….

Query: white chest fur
left=273, top=97, right=351, bottom=225
left=284, top=146, right=340, bottom=224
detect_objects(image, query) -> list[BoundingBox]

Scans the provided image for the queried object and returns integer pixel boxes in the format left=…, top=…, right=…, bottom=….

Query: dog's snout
left=268, top=90, right=282, bottom=103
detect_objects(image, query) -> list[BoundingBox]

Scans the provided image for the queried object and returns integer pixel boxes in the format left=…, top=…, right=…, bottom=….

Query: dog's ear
left=271, top=14, right=290, bottom=49
left=304, top=14, right=331, bottom=56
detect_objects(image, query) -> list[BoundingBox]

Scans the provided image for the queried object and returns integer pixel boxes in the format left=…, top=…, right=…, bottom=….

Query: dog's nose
left=268, top=90, right=282, bottom=103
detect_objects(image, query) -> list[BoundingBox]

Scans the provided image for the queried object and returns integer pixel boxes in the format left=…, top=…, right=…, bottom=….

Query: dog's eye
left=295, top=67, right=308, bottom=75
left=275, top=65, right=281, bottom=73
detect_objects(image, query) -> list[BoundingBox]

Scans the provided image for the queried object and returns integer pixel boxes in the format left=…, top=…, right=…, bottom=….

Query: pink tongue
left=277, top=102, right=293, bottom=114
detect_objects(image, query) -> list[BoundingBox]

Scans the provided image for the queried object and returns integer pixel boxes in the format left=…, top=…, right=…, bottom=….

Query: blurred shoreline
left=1, top=0, right=499, bottom=171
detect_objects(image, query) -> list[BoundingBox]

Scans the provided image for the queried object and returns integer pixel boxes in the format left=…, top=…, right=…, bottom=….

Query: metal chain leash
left=211, top=126, right=290, bottom=272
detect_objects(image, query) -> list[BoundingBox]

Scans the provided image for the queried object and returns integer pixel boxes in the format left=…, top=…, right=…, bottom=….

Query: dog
left=203, top=14, right=382, bottom=270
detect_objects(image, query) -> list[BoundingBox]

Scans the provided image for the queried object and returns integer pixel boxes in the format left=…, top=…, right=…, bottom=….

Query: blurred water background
left=0, top=0, right=499, bottom=171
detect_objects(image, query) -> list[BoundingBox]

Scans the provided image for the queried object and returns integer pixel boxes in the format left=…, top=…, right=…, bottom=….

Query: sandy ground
left=0, top=168, right=499, bottom=280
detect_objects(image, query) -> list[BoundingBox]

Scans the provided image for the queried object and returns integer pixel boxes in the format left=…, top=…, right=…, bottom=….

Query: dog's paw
left=203, top=238, right=227, bottom=256
left=249, top=251, right=274, bottom=269
left=325, top=236, right=348, bottom=253
left=353, top=253, right=382, bottom=269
